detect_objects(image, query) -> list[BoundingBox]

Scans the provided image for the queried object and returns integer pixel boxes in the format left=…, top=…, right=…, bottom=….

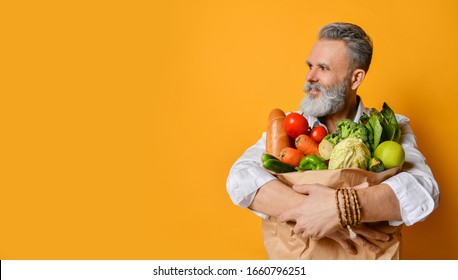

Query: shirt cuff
left=226, top=165, right=277, bottom=209
left=383, top=172, right=435, bottom=226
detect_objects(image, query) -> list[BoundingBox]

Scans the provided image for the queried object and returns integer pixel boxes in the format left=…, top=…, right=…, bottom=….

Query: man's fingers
left=326, top=228, right=385, bottom=255
left=353, top=182, right=370, bottom=190
left=291, top=183, right=329, bottom=194
left=293, top=224, right=303, bottom=235
left=342, top=240, right=357, bottom=255
left=327, top=232, right=357, bottom=255
left=351, top=235, right=381, bottom=254
left=291, top=184, right=311, bottom=194
left=278, top=208, right=296, bottom=223
left=354, top=225, right=390, bottom=241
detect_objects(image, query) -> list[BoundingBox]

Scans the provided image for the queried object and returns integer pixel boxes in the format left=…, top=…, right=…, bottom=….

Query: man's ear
left=350, top=69, right=366, bottom=90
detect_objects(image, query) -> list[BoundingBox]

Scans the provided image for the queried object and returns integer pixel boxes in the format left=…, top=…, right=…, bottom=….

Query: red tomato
left=283, top=112, right=309, bottom=139
left=309, top=125, right=327, bottom=144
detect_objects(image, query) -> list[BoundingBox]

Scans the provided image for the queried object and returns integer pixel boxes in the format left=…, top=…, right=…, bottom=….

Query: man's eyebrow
left=306, top=61, right=330, bottom=70
left=318, top=62, right=330, bottom=69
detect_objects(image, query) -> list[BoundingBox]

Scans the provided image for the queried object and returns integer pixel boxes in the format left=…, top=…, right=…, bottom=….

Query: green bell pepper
left=296, top=154, right=328, bottom=171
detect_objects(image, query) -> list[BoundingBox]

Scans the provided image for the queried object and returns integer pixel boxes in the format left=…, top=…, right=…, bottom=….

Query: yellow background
left=1, top=0, right=457, bottom=259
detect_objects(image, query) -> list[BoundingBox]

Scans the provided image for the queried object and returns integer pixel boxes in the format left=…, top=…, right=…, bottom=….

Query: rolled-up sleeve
left=226, top=133, right=277, bottom=217
left=383, top=115, right=440, bottom=226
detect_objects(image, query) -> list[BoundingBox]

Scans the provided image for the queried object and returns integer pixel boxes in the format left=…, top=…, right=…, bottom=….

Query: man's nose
left=306, top=68, right=319, bottom=83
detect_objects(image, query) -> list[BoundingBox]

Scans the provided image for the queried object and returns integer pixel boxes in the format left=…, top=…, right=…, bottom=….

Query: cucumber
left=261, top=153, right=278, bottom=162
left=262, top=159, right=296, bottom=173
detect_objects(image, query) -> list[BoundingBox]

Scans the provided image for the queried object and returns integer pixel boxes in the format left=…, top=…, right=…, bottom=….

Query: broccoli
left=350, top=124, right=368, bottom=142
left=336, top=119, right=368, bottom=143
left=324, top=130, right=342, bottom=146
left=337, top=119, right=357, bottom=138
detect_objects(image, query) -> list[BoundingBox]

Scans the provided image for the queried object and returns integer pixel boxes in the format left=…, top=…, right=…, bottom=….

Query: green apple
left=374, top=141, right=405, bottom=169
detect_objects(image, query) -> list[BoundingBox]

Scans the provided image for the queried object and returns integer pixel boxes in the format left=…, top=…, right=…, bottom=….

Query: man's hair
left=319, top=22, right=373, bottom=72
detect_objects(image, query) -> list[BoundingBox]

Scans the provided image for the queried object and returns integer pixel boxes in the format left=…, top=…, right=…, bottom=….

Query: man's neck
left=320, top=95, right=359, bottom=133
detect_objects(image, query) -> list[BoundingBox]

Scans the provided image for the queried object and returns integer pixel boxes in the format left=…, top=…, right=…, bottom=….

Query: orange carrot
left=279, top=147, right=305, bottom=167
left=295, top=134, right=319, bottom=155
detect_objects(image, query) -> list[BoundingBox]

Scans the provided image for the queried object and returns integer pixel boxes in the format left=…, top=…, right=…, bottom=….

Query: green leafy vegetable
left=359, top=102, right=401, bottom=154
left=381, top=102, right=401, bottom=143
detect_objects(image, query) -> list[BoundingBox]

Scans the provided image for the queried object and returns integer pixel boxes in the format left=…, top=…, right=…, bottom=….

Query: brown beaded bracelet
left=347, top=188, right=357, bottom=226
left=335, top=187, right=360, bottom=239
left=335, top=188, right=345, bottom=228
left=343, top=188, right=353, bottom=226
left=350, top=188, right=361, bottom=225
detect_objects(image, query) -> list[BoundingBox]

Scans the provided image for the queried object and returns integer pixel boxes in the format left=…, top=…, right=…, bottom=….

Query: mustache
left=304, top=82, right=326, bottom=93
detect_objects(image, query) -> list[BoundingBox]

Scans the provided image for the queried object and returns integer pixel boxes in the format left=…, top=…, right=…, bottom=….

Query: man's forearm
left=357, top=183, right=401, bottom=222
left=249, top=179, right=306, bottom=217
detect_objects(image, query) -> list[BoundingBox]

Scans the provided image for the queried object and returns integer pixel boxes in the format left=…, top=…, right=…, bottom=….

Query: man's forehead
left=307, top=39, right=349, bottom=67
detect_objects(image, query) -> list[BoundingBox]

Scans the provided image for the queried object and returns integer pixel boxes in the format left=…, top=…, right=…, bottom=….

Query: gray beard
left=300, top=78, right=349, bottom=117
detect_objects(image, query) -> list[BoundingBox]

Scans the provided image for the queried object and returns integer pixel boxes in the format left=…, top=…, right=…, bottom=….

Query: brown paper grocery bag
left=262, top=167, right=403, bottom=260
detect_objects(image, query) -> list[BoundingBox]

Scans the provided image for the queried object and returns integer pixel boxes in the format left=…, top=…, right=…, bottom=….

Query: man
left=226, top=22, right=439, bottom=257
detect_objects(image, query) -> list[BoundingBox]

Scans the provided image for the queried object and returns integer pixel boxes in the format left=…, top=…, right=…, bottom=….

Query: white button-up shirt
left=226, top=98, right=440, bottom=226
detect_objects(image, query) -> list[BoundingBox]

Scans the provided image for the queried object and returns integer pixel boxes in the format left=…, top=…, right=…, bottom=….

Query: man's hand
left=278, top=182, right=371, bottom=238
left=278, top=183, right=340, bottom=238
left=323, top=225, right=390, bottom=255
